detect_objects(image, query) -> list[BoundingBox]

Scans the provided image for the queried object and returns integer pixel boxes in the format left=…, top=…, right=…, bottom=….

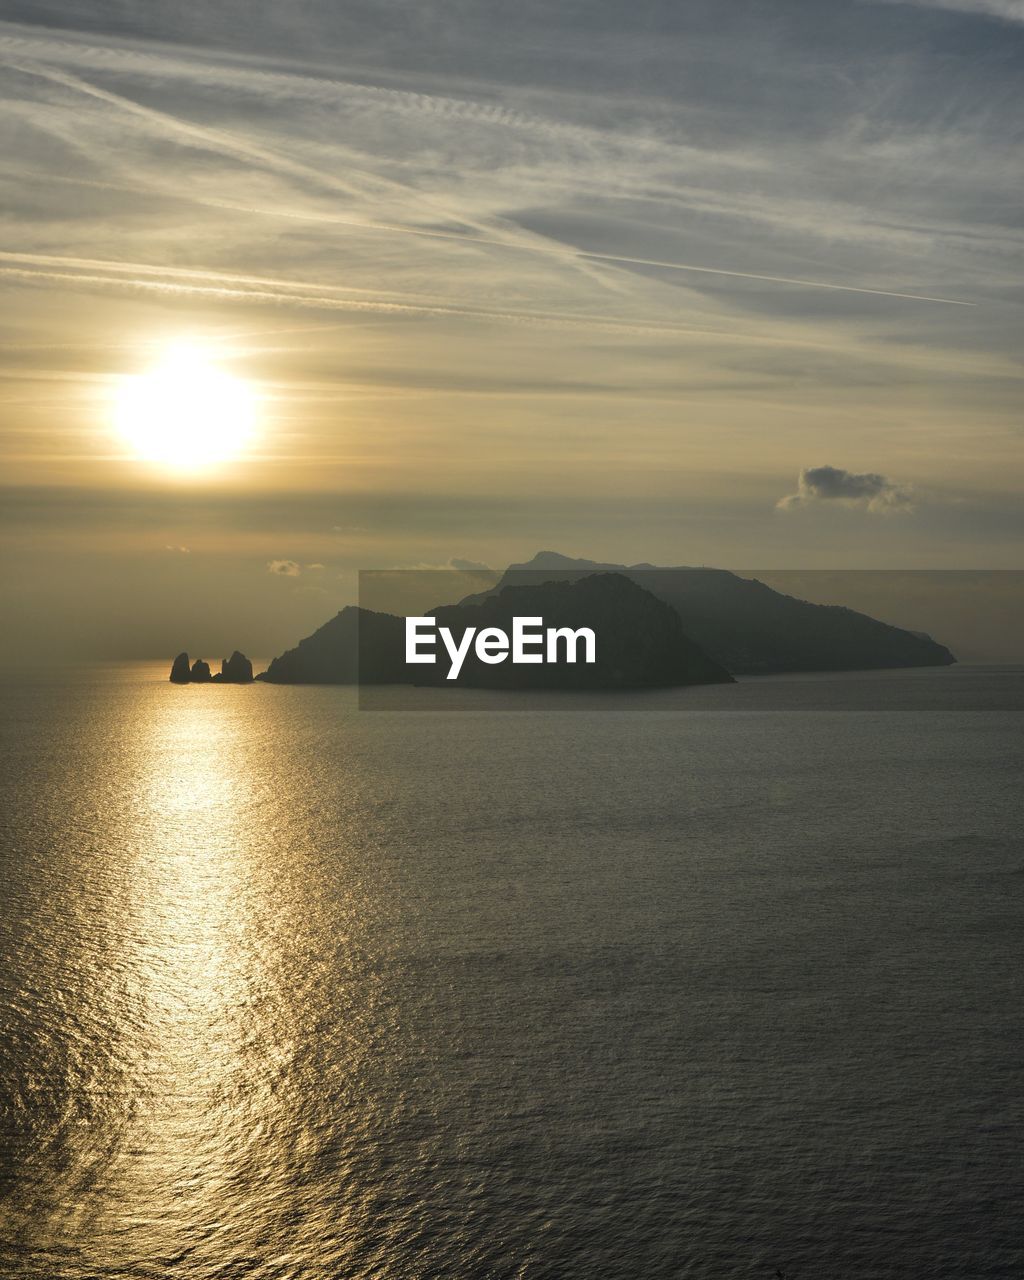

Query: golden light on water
left=113, top=344, right=258, bottom=471
left=86, top=687, right=296, bottom=1268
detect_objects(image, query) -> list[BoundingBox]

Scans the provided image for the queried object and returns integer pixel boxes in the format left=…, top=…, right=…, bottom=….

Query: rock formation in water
left=213, top=651, right=254, bottom=683
left=258, top=573, right=733, bottom=688
left=169, top=652, right=192, bottom=683
left=470, top=552, right=957, bottom=674
left=169, top=651, right=254, bottom=684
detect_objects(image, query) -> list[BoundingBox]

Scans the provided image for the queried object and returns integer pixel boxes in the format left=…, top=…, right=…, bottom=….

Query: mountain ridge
left=258, top=572, right=733, bottom=687
left=464, top=552, right=956, bottom=675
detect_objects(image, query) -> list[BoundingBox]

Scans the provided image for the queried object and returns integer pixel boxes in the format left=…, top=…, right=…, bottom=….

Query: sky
left=0, top=0, right=1021, bottom=659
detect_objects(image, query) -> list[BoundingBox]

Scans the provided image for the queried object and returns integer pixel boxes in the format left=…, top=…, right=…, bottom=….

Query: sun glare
left=114, top=345, right=258, bottom=471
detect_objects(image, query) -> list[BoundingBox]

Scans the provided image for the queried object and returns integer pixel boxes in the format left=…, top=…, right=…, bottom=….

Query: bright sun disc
left=114, top=346, right=257, bottom=470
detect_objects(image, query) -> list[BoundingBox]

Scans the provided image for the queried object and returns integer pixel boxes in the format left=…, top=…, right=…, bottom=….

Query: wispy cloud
left=868, top=0, right=1024, bottom=22
left=0, top=0, right=1020, bottom=569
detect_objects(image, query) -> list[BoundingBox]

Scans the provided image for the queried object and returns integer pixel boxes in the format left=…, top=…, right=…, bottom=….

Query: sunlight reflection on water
left=1, top=676, right=392, bottom=1277
left=1, top=664, right=1022, bottom=1278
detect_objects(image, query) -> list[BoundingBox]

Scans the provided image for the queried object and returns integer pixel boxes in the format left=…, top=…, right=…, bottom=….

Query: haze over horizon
left=1, top=0, right=1021, bottom=660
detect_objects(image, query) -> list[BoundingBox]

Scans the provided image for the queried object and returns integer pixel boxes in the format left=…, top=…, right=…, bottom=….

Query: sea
left=1, top=663, right=1021, bottom=1279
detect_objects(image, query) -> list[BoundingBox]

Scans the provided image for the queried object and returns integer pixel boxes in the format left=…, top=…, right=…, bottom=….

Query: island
left=169, top=550, right=958, bottom=687
left=258, top=573, right=734, bottom=688
left=475, top=552, right=956, bottom=674
left=169, top=651, right=254, bottom=683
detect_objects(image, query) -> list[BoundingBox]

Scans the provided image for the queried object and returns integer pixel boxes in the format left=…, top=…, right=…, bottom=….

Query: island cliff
left=168, top=651, right=255, bottom=683
left=258, top=608, right=406, bottom=685
left=258, top=573, right=733, bottom=688
left=428, top=573, right=732, bottom=689
left=216, top=651, right=254, bottom=683
left=174, top=552, right=959, bottom=688
left=475, top=553, right=956, bottom=674
left=169, top=652, right=191, bottom=683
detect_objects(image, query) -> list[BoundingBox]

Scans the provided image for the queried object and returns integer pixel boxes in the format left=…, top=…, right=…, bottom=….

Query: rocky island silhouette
left=168, top=553, right=957, bottom=686
left=471, top=553, right=957, bottom=675
left=259, top=572, right=733, bottom=689
left=170, top=650, right=254, bottom=684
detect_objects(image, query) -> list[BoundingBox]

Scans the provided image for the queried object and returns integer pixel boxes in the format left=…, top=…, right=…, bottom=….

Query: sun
left=114, top=344, right=258, bottom=471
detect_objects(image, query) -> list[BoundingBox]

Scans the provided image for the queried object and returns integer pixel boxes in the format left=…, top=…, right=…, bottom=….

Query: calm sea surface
left=1, top=664, right=1021, bottom=1279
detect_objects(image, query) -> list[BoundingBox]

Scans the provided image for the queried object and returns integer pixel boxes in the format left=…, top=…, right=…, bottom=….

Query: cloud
left=267, top=558, right=301, bottom=575
left=777, top=466, right=913, bottom=512
left=0, top=0, right=1019, bottom=577
left=870, top=0, right=1024, bottom=22
left=306, top=562, right=324, bottom=570
left=402, top=557, right=493, bottom=571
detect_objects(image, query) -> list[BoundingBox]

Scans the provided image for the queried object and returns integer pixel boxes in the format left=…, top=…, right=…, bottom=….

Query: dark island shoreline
left=167, top=559, right=956, bottom=691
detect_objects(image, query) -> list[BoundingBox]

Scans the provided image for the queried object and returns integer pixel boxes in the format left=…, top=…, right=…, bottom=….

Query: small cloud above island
left=777, top=466, right=913, bottom=513
left=401, top=558, right=493, bottom=571
left=268, top=560, right=327, bottom=577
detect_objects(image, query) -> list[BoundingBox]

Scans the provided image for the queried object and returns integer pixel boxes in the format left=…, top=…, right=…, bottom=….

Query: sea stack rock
left=169, top=652, right=191, bottom=683
left=218, top=651, right=254, bottom=683
left=189, top=658, right=213, bottom=683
